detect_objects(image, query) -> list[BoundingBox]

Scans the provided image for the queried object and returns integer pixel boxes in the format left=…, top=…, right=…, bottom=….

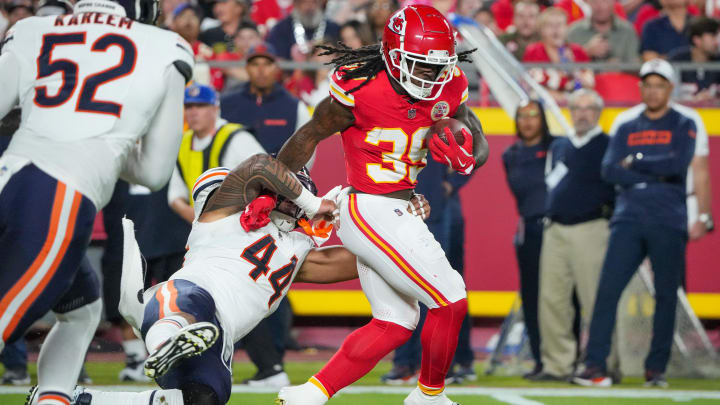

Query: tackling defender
left=58, top=154, right=430, bottom=405
left=276, top=5, right=489, bottom=405
left=0, top=0, right=192, bottom=403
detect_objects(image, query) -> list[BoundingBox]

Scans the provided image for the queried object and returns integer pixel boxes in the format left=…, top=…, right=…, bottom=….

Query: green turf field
left=2, top=361, right=719, bottom=404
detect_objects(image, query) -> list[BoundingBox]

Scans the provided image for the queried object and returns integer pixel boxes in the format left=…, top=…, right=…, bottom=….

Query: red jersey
left=329, top=67, right=469, bottom=194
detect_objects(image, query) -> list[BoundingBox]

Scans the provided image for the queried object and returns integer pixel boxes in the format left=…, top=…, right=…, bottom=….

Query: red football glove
left=429, top=127, right=476, bottom=175
left=240, top=194, right=277, bottom=232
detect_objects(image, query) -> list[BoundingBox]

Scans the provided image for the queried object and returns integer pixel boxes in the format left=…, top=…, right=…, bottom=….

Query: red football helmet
left=381, top=5, right=458, bottom=101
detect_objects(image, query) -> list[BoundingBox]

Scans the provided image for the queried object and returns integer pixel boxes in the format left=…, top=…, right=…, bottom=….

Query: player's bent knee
left=179, top=382, right=220, bottom=405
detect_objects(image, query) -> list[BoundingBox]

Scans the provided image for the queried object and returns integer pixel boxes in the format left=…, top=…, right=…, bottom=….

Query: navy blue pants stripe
left=0, top=164, right=97, bottom=344
left=586, top=221, right=686, bottom=373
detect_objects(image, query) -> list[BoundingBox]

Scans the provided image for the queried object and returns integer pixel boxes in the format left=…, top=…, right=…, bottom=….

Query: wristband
left=293, top=187, right=322, bottom=218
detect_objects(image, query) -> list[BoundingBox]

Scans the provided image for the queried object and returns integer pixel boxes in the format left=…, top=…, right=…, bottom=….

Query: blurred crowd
left=2, top=0, right=719, bottom=104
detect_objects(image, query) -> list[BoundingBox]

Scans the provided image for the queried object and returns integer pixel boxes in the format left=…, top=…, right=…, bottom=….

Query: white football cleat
left=404, top=387, right=459, bottom=405
left=144, top=322, right=219, bottom=379
left=245, top=371, right=290, bottom=388
left=276, top=381, right=329, bottom=405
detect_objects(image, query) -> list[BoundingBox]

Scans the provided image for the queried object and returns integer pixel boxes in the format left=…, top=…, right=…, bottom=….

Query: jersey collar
left=568, top=125, right=603, bottom=149
left=74, top=0, right=127, bottom=17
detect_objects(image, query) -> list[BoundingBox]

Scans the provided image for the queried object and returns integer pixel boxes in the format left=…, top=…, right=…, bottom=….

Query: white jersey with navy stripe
left=171, top=168, right=314, bottom=343
left=0, top=0, right=193, bottom=208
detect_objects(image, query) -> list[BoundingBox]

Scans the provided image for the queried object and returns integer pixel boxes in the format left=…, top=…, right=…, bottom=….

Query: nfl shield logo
left=394, top=208, right=403, bottom=216
left=407, top=108, right=416, bottom=119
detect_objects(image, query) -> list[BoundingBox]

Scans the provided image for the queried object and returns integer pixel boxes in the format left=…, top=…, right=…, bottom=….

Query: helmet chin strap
left=270, top=211, right=298, bottom=233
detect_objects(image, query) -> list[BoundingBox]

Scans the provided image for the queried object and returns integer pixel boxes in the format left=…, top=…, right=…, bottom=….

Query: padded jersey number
left=241, top=235, right=298, bottom=308
left=34, top=32, right=137, bottom=116
left=364, top=127, right=429, bottom=184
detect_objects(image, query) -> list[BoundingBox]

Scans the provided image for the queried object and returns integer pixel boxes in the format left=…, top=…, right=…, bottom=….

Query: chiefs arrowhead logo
left=388, top=11, right=406, bottom=35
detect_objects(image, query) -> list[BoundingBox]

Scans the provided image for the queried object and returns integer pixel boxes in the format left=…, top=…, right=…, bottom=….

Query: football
left=429, top=118, right=468, bottom=145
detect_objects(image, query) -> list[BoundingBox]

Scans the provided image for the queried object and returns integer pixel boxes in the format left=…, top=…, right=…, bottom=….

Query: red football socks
left=314, top=319, right=413, bottom=397
left=418, top=298, right=468, bottom=393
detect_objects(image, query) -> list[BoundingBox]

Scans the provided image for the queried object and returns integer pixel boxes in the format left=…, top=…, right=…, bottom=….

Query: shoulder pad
left=328, top=67, right=361, bottom=108
left=192, top=167, right=230, bottom=219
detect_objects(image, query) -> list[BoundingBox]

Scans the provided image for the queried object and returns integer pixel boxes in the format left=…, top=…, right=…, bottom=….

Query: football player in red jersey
left=275, top=5, right=488, bottom=405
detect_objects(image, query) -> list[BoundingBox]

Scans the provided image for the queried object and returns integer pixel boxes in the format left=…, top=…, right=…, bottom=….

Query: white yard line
left=491, top=393, right=546, bottom=405
left=1, top=385, right=719, bottom=400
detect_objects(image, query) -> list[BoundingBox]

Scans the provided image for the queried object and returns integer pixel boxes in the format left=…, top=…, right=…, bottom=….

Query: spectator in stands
left=366, top=0, right=400, bottom=41
left=567, top=0, right=639, bottom=63
left=574, top=59, right=698, bottom=388
left=449, top=0, right=482, bottom=26
left=159, top=0, right=188, bottom=27
left=633, top=0, right=699, bottom=36
left=502, top=100, right=557, bottom=379
left=492, top=0, right=552, bottom=32
left=669, top=17, right=720, bottom=102
left=640, top=0, right=693, bottom=60
left=200, top=0, right=249, bottom=54
left=555, top=0, right=627, bottom=24
left=537, top=89, right=618, bottom=382
left=170, top=4, right=205, bottom=50
left=219, top=45, right=312, bottom=386
left=339, top=20, right=374, bottom=49
left=474, top=4, right=503, bottom=36
left=250, top=0, right=290, bottom=36
left=523, top=7, right=594, bottom=102
left=324, top=0, right=368, bottom=25
left=5, top=0, right=33, bottom=29
left=267, top=0, right=339, bottom=60
left=210, top=22, right=263, bottom=87
left=499, top=1, right=541, bottom=60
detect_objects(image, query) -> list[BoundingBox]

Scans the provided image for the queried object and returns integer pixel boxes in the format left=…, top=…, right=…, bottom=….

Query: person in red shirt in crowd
left=250, top=0, right=293, bottom=36
left=523, top=7, right=594, bottom=102
left=492, top=0, right=552, bottom=32
left=554, top=0, right=627, bottom=24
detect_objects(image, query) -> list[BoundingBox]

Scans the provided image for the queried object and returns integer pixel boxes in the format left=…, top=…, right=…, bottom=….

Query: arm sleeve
left=167, top=167, right=188, bottom=205
left=221, top=130, right=266, bottom=168
left=601, top=125, right=659, bottom=185
left=0, top=47, right=20, bottom=120
left=120, top=65, right=185, bottom=191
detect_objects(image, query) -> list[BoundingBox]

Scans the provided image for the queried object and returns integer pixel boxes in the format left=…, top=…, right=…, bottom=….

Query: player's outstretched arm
left=277, top=96, right=355, bottom=172
left=295, top=246, right=359, bottom=284
left=200, top=153, right=334, bottom=222
left=454, top=103, right=489, bottom=168
left=120, top=66, right=186, bottom=190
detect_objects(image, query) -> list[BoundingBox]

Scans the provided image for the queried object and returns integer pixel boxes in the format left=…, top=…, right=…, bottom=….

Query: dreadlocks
left=317, top=42, right=477, bottom=95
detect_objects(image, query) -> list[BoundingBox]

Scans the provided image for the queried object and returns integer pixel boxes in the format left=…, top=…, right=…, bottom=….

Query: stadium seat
left=594, top=72, right=642, bottom=104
